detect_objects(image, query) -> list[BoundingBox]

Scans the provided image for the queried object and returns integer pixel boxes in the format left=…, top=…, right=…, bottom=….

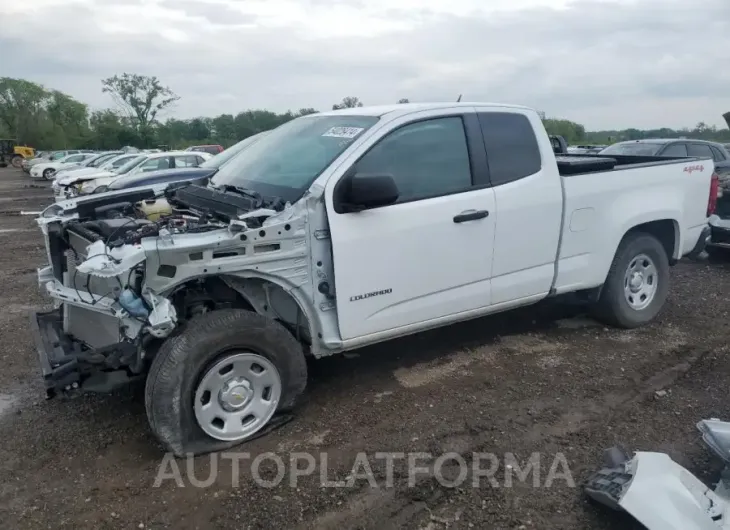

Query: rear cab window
left=660, top=143, right=688, bottom=157
left=710, top=146, right=726, bottom=162
left=687, top=144, right=714, bottom=159
left=477, top=112, right=541, bottom=185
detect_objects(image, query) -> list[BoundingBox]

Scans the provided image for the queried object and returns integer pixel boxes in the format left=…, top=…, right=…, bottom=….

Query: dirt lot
left=0, top=165, right=729, bottom=529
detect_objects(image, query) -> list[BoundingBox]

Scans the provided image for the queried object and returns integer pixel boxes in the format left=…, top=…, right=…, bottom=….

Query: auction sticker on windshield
left=322, top=127, right=365, bottom=139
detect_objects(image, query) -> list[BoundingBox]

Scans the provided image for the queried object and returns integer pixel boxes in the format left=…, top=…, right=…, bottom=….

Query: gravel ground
left=1, top=165, right=729, bottom=529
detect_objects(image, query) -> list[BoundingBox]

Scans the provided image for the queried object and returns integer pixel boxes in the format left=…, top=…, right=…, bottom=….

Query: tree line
left=1, top=75, right=728, bottom=151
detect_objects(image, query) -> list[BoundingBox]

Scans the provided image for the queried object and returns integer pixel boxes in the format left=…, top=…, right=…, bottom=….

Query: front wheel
left=592, top=232, right=669, bottom=328
left=11, top=155, right=23, bottom=168
left=145, top=309, right=308, bottom=456
left=42, top=168, right=55, bottom=180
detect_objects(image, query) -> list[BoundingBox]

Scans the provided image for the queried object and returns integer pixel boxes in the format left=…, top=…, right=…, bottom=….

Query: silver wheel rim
left=623, top=253, right=658, bottom=311
left=194, top=352, right=281, bottom=442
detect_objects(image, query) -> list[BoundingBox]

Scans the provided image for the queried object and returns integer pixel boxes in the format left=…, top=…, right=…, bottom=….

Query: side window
left=661, top=143, right=688, bottom=157
left=138, top=157, right=169, bottom=172
left=66, top=154, right=85, bottom=163
left=175, top=155, right=200, bottom=168
left=687, top=144, right=713, bottom=158
left=478, top=112, right=541, bottom=185
left=354, top=116, right=473, bottom=203
left=710, top=146, right=726, bottom=162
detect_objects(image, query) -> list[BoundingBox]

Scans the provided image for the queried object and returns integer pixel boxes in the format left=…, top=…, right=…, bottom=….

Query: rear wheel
left=11, top=155, right=23, bottom=168
left=593, top=232, right=669, bottom=328
left=145, top=309, right=308, bottom=456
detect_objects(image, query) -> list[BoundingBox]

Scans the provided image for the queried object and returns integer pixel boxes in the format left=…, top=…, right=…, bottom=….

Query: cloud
left=2, top=0, right=730, bottom=129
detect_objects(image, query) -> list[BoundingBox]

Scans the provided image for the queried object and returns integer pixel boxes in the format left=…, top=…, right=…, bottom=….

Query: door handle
left=453, top=209, right=489, bottom=223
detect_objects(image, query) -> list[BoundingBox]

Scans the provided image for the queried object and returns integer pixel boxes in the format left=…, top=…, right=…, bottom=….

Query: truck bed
left=556, top=153, right=700, bottom=176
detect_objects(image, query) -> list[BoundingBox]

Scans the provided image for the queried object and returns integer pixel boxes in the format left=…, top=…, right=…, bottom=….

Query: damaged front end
left=32, top=183, right=311, bottom=398
left=585, top=420, right=730, bottom=530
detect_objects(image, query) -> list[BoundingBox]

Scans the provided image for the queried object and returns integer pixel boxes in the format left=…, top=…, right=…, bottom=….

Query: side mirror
left=339, top=172, right=399, bottom=212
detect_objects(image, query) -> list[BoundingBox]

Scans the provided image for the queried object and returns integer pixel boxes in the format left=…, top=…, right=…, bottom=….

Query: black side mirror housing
left=338, top=172, right=399, bottom=213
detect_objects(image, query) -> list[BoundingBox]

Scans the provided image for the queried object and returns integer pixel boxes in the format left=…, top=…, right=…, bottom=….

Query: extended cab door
left=324, top=108, right=496, bottom=341
left=474, top=109, right=563, bottom=305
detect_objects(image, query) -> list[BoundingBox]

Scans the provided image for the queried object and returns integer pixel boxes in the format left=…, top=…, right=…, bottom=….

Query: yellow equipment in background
left=0, top=140, right=35, bottom=168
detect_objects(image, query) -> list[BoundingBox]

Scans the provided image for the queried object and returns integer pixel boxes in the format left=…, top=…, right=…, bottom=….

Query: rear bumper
left=709, top=218, right=730, bottom=249
left=29, top=308, right=81, bottom=398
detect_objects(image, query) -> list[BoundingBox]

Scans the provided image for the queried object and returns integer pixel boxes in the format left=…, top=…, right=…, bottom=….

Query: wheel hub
left=628, top=271, right=644, bottom=292
left=219, top=377, right=253, bottom=411
left=623, top=253, right=658, bottom=311
left=193, top=352, right=282, bottom=442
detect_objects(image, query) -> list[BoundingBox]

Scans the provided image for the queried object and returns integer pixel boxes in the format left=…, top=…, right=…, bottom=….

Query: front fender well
left=220, top=274, right=320, bottom=351
left=161, top=273, right=320, bottom=353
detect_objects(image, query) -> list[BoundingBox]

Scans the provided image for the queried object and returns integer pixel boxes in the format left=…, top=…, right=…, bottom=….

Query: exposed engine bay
left=34, top=181, right=320, bottom=396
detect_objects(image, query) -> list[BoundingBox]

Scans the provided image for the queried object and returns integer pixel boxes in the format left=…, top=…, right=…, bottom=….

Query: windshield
left=200, top=132, right=269, bottom=170
left=88, top=153, right=119, bottom=167
left=599, top=142, right=664, bottom=156
left=99, top=154, right=139, bottom=171
left=114, top=155, right=147, bottom=174
left=210, top=115, right=379, bottom=201
left=59, top=154, right=83, bottom=163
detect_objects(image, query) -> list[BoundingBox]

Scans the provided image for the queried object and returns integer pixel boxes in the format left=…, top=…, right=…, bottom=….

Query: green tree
left=332, top=96, right=363, bottom=110
left=46, top=91, right=90, bottom=148
left=542, top=117, right=586, bottom=144
left=88, top=110, right=139, bottom=149
left=210, top=114, right=237, bottom=146
left=0, top=77, right=50, bottom=145
left=101, top=73, right=179, bottom=142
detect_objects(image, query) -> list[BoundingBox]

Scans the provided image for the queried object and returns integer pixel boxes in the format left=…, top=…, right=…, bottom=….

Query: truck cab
left=32, top=103, right=716, bottom=456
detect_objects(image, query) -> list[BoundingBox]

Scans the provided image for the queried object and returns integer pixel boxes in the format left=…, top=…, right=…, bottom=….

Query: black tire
left=145, top=309, right=307, bottom=457
left=11, top=155, right=23, bottom=168
left=42, top=168, right=54, bottom=180
left=592, top=232, right=669, bottom=328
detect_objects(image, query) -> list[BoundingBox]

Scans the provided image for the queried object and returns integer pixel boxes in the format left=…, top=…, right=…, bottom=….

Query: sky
left=2, top=0, right=729, bottom=130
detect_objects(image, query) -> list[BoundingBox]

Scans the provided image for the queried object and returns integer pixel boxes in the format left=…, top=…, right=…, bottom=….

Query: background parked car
left=30, top=152, right=96, bottom=179
left=185, top=144, right=224, bottom=155
left=567, top=144, right=607, bottom=154
left=55, top=151, right=211, bottom=197
left=24, top=149, right=91, bottom=173
left=54, top=152, right=137, bottom=180
left=103, top=131, right=270, bottom=193
left=600, top=139, right=730, bottom=173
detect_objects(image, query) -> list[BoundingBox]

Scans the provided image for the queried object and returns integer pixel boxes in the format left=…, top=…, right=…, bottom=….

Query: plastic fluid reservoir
left=119, top=289, right=149, bottom=318
left=138, top=199, right=171, bottom=221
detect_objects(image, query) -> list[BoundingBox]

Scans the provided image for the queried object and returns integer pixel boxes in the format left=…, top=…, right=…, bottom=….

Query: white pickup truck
left=32, top=102, right=717, bottom=456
